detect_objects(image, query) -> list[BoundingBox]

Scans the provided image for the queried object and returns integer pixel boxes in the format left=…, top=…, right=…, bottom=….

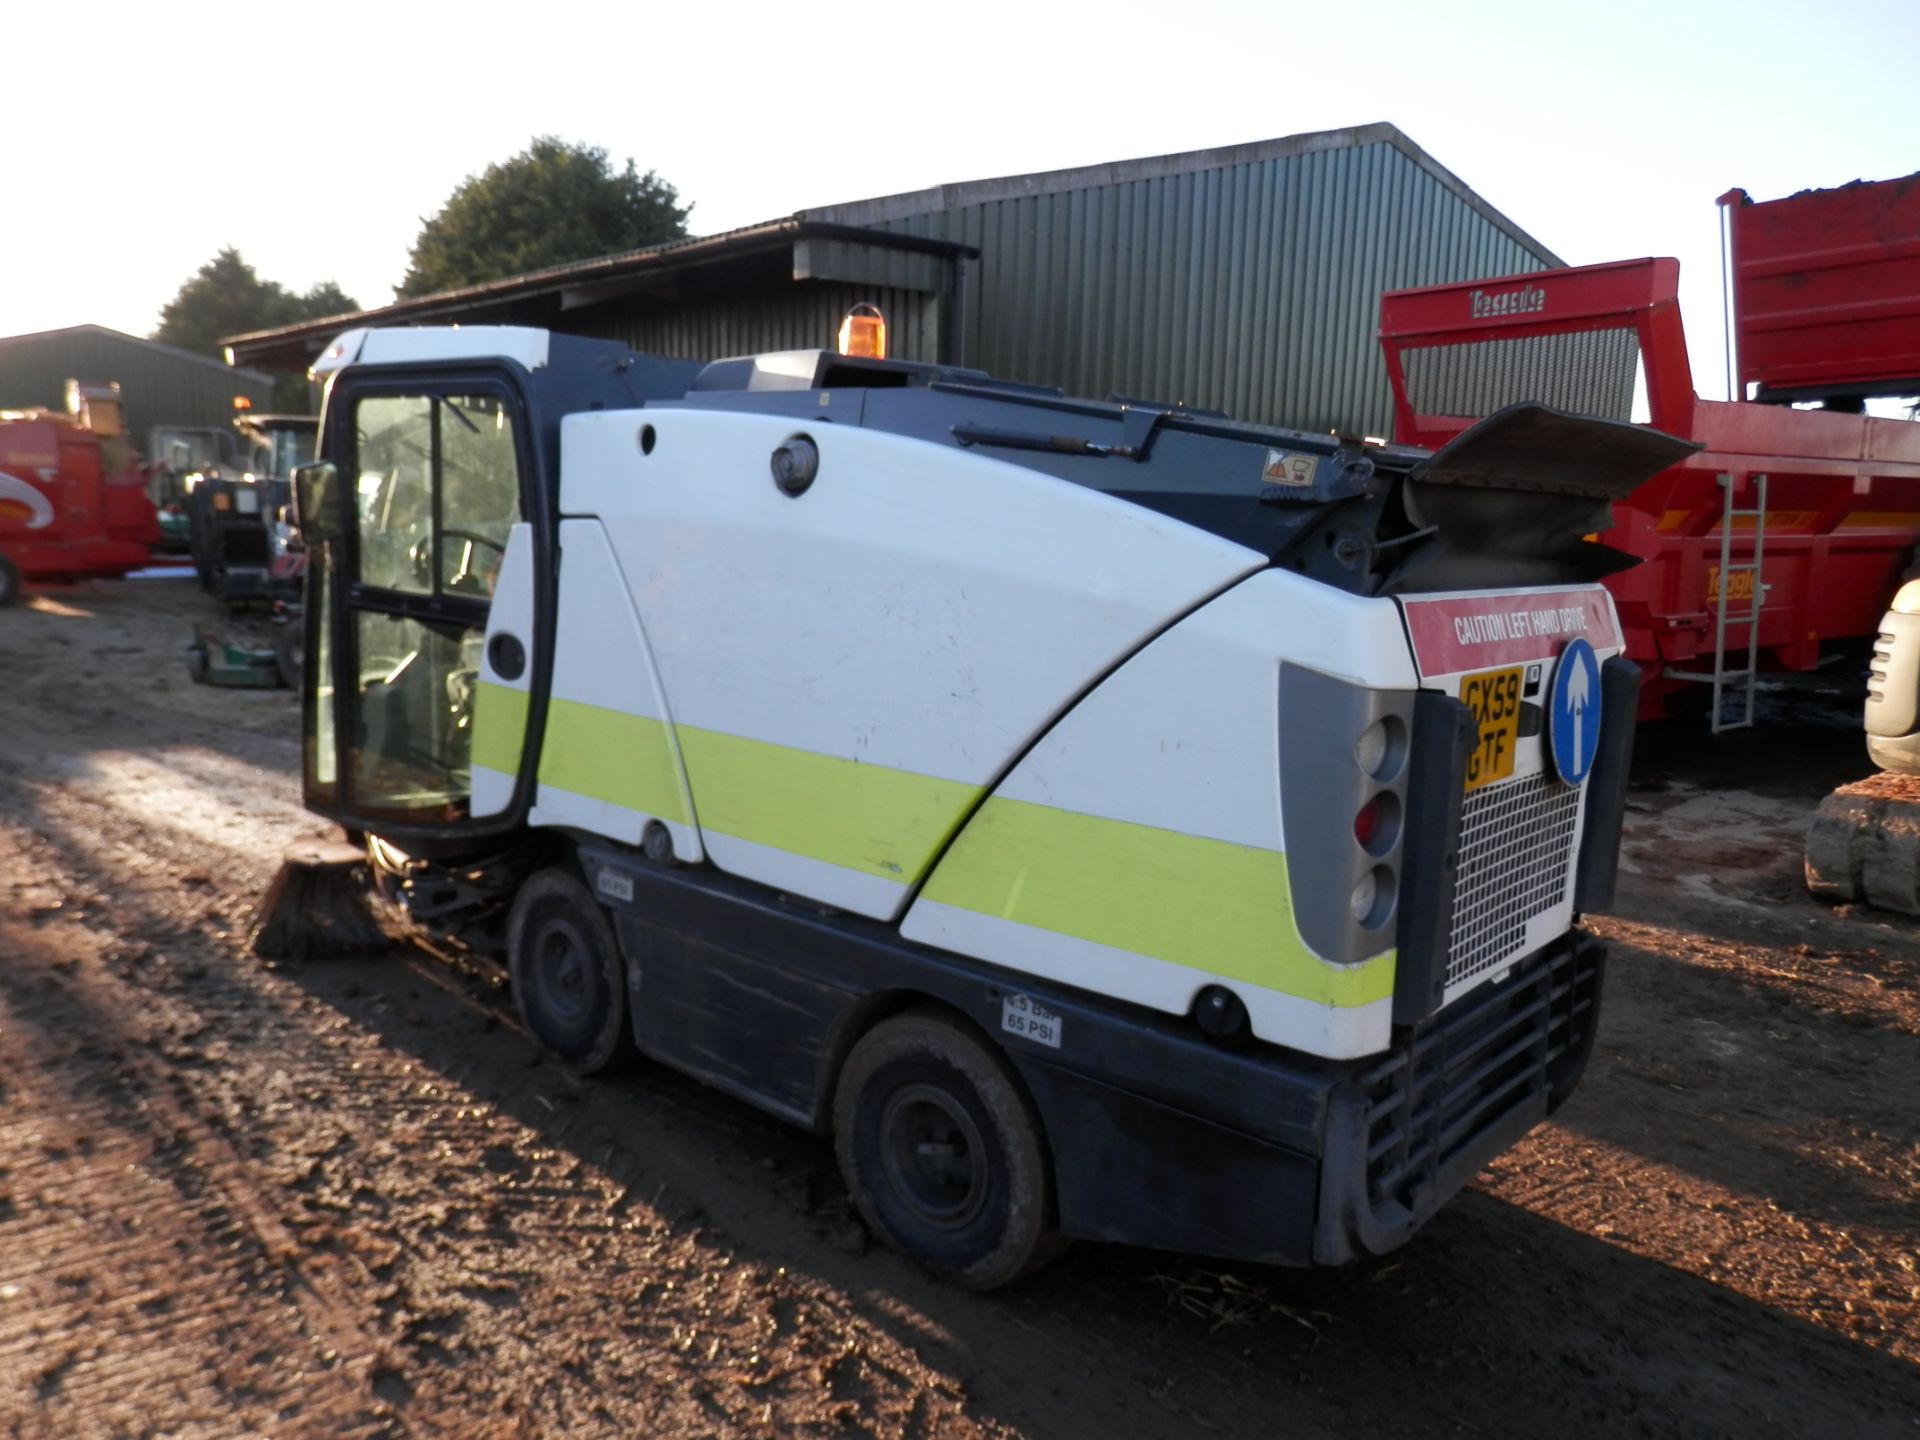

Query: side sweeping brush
left=250, top=839, right=391, bottom=961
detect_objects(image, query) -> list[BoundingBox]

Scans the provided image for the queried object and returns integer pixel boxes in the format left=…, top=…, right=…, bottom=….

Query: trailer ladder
left=1707, top=471, right=1767, bottom=733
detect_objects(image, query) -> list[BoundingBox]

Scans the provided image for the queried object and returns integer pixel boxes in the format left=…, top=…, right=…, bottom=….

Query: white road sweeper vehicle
left=278, top=323, right=1694, bottom=1286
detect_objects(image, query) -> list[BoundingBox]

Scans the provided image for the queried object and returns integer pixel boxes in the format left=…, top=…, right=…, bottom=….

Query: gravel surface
left=0, top=578, right=1915, bottom=1439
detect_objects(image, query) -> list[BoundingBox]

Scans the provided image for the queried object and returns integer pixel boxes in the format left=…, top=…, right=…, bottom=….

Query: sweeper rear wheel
left=833, top=1012, right=1061, bottom=1289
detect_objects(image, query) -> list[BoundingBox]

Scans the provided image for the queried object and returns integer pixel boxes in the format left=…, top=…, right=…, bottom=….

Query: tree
left=154, top=250, right=360, bottom=357
left=153, top=250, right=361, bottom=411
left=396, top=137, right=691, bottom=299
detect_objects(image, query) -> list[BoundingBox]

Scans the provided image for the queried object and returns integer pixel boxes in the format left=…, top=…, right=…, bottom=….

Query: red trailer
left=0, top=406, right=161, bottom=606
left=1723, top=174, right=1920, bottom=405
left=1377, top=254, right=1920, bottom=725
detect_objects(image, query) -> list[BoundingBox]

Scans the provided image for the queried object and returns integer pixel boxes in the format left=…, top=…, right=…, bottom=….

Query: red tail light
left=1354, top=798, right=1381, bottom=848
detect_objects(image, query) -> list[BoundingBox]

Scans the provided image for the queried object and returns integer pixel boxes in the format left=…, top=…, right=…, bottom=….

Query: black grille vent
left=1869, top=632, right=1893, bottom=707
left=1361, top=937, right=1602, bottom=1218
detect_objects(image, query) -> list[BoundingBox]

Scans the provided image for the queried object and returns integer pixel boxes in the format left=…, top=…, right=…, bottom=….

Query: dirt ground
left=0, top=576, right=1914, bottom=1440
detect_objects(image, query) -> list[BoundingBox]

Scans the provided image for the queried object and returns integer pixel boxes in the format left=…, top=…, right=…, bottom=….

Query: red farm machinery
left=0, top=381, right=161, bottom=606
left=1378, top=174, right=1920, bottom=727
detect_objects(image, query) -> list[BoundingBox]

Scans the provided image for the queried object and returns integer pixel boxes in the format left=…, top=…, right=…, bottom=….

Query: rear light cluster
left=1350, top=718, right=1407, bottom=930
left=1277, top=665, right=1419, bottom=970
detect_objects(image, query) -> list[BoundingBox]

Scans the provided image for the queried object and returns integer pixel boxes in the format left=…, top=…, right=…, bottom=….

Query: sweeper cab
left=269, top=321, right=1693, bottom=1285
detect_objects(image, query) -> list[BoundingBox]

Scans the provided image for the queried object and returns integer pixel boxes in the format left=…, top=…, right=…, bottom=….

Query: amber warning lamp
left=836, top=303, right=887, bottom=360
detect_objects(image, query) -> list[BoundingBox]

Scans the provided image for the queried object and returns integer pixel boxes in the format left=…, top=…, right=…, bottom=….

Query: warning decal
left=1261, top=449, right=1319, bottom=488
left=1399, top=587, right=1619, bottom=676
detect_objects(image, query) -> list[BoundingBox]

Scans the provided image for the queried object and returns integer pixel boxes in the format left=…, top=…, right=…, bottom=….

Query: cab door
left=301, top=373, right=544, bottom=842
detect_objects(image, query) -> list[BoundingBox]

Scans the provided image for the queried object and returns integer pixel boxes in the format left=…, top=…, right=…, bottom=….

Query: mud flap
left=1387, top=404, right=1701, bottom=591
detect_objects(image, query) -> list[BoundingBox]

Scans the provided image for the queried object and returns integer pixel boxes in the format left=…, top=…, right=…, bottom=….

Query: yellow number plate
left=1460, top=664, right=1524, bottom=791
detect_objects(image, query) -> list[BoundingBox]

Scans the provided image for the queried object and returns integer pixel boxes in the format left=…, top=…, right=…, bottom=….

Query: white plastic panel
left=564, top=407, right=1264, bottom=786
left=983, top=569, right=1416, bottom=846
left=526, top=520, right=704, bottom=861
left=559, top=407, right=1265, bottom=912
left=471, top=524, right=536, bottom=818
left=317, top=326, right=551, bottom=378
left=908, top=900, right=1393, bottom=1060
left=902, top=570, right=1411, bottom=1055
left=701, top=833, right=909, bottom=918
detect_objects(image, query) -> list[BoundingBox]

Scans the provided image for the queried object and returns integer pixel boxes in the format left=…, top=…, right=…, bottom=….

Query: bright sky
left=5, top=0, right=1914, bottom=399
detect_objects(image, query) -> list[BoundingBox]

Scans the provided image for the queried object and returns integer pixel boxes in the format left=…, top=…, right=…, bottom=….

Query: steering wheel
left=442, top=527, right=507, bottom=557
left=408, top=527, right=508, bottom=593
left=444, top=528, right=508, bottom=595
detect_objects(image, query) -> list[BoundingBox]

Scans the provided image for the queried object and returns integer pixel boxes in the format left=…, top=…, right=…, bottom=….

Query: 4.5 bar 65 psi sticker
left=1001, top=993, right=1062, bottom=1048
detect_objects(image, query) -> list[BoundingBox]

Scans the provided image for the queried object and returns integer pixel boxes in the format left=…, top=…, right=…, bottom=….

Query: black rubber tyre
left=834, top=1012, right=1060, bottom=1290
left=0, top=552, right=19, bottom=607
left=274, top=620, right=304, bottom=692
left=506, top=867, right=635, bottom=1075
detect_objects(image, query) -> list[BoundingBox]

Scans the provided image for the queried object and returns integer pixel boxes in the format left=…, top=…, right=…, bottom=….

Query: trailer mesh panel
left=1446, top=770, right=1581, bottom=991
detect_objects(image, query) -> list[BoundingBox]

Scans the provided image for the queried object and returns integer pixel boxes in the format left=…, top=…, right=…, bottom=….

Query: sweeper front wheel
left=506, top=867, right=635, bottom=1075
left=0, top=554, right=20, bottom=607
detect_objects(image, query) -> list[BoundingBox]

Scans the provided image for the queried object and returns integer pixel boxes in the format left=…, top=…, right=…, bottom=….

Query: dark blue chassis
left=577, top=841, right=1606, bottom=1269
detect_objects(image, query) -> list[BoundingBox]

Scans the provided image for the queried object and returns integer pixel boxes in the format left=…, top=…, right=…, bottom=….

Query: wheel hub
left=879, top=1082, right=989, bottom=1230
left=534, top=924, right=591, bottom=1024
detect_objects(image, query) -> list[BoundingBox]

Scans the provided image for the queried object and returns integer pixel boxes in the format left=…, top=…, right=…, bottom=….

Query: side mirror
left=292, top=461, right=340, bottom=543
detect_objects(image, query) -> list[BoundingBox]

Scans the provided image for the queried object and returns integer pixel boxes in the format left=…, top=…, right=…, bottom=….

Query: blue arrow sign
left=1548, top=637, right=1602, bottom=786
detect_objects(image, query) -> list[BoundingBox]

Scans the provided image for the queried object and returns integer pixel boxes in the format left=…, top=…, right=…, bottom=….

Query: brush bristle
left=250, top=854, right=389, bottom=960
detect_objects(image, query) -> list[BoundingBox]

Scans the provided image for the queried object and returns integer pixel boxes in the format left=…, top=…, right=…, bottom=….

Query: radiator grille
left=1447, top=770, right=1581, bottom=991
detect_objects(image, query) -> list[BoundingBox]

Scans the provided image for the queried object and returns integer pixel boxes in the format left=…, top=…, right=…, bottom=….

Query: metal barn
left=0, top=325, right=273, bottom=445
left=227, top=123, right=1563, bottom=438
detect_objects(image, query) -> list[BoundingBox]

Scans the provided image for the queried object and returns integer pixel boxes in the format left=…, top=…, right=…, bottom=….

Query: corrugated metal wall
left=563, top=283, right=939, bottom=367
left=845, top=140, right=1564, bottom=436
left=1403, top=330, right=1643, bottom=424
left=0, top=327, right=272, bottom=449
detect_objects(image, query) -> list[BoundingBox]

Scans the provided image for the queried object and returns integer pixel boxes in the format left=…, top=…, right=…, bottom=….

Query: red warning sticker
left=1399, top=588, right=1619, bottom=677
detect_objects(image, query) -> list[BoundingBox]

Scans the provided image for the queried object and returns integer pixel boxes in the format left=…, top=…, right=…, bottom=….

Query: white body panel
left=903, top=570, right=1414, bottom=1058
left=909, top=902, right=1394, bottom=1059
left=472, top=524, right=536, bottom=818
left=526, top=520, right=704, bottom=862
left=561, top=406, right=1266, bottom=918
left=700, top=832, right=912, bottom=918
left=981, top=569, right=1416, bottom=845
left=312, top=325, right=551, bottom=379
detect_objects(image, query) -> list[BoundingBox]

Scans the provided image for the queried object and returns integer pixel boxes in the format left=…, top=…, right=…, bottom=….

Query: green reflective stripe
left=922, top=796, right=1394, bottom=1008
left=677, top=726, right=981, bottom=884
left=472, top=681, right=529, bottom=775
left=538, top=698, right=689, bottom=824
